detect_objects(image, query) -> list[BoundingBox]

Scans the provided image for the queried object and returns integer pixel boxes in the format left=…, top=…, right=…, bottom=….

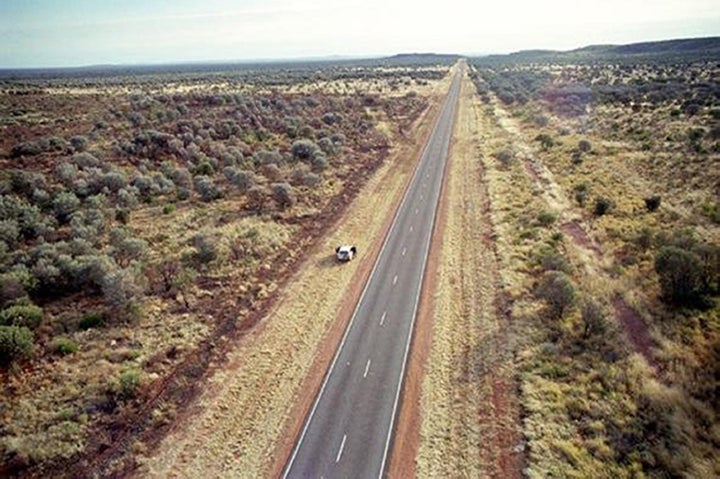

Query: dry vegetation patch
left=0, top=59, right=454, bottom=476
left=468, top=56, right=719, bottom=477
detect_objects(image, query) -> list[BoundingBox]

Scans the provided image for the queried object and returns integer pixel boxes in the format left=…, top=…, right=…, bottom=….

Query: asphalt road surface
left=284, top=69, right=462, bottom=479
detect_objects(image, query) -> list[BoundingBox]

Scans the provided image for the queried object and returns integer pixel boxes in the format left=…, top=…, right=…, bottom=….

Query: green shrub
left=101, top=267, right=144, bottom=320
left=271, top=182, right=295, bottom=209
left=162, top=204, right=176, bottom=215
left=50, top=337, right=78, bottom=355
left=537, top=211, right=557, bottom=227
left=701, top=202, right=720, bottom=224
left=0, top=270, right=34, bottom=306
left=192, top=161, right=215, bottom=176
left=52, top=191, right=81, bottom=224
left=594, top=197, right=613, bottom=216
left=578, top=139, right=592, bottom=152
left=534, top=133, right=554, bottom=150
left=115, top=208, right=130, bottom=224
left=537, top=250, right=572, bottom=274
left=493, top=149, right=514, bottom=169
left=581, top=298, right=607, bottom=340
left=191, top=233, right=218, bottom=264
left=0, top=325, right=34, bottom=365
left=78, top=312, right=105, bottom=330
left=116, top=367, right=141, bottom=399
left=291, top=139, right=319, bottom=161
left=635, top=227, right=653, bottom=251
left=574, top=190, right=587, bottom=206
left=0, top=304, right=44, bottom=329
left=654, top=246, right=702, bottom=306
left=644, top=196, right=661, bottom=212
left=536, top=271, right=576, bottom=319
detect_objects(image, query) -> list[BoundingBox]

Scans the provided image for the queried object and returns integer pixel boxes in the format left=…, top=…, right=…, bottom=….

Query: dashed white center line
left=380, top=311, right=386, bottom=326
left=363, top=359, right=371, bottom=378
left=415, top=208, right=419, bottom=215
left=336, top=434, right=347, bottom=463
left=402, top=247, right=407, bottom=256
left=409, top=226, right=414, bottom=232
left=393, top=275, right=398, bottom=285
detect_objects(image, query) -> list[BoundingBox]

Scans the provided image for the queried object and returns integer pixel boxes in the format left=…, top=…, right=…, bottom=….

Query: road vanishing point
left=283, top=67, right=462, bottom=479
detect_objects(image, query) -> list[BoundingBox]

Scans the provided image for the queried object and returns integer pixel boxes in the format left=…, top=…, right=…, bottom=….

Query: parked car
left=335, top=245, right=357, bottom=262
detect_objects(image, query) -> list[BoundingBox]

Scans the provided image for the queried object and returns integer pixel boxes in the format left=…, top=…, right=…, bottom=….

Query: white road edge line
left=392, top=275, right=398, bottom=285
left=377, top=72, right=460, bottom=479
left=409, top=226, right=414, bottom=232
left=401, top=247, right=407, bottom=256
left=380, top=311, right=386, bottom=326
left=282, top=72, right=445, bottom=477
left=363, top=359, right=372, bottom=378
left=336, top=434, right=347, bottom=463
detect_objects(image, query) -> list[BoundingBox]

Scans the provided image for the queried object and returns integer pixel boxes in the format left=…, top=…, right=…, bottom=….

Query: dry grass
left=416, top=69, right=522, bottom=477
left=469, top=62, right=720, bottom=477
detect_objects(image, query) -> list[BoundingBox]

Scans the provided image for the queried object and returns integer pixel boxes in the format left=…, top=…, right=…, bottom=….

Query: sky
left=1, top=0, right=719, bottom=68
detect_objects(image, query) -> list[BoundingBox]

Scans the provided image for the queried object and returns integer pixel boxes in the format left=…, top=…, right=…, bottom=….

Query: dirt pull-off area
left=136, top=72, right=453, bottom=478
left=390, top=68, right=524, bottom=478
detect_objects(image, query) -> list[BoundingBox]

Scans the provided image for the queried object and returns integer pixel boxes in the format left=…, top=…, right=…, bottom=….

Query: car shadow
left=317, top=254, right=343, bottom=269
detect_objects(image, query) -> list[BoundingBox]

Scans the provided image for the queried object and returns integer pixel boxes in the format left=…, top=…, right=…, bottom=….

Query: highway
left=283, top=67, right=462, bottom=479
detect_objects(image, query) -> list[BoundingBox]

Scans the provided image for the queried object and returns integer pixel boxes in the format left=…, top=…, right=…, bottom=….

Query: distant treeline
left=0, top=54, right=459, bottom=83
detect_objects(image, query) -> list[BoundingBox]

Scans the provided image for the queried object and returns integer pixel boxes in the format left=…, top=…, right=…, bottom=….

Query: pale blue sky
left=1, top=0, right=719, bottom=67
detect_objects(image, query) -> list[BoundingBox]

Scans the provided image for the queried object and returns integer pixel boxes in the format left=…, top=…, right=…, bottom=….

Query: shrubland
left=469, top=48, right=719, bottom=476
left=0, top=57, right=452, bottom=475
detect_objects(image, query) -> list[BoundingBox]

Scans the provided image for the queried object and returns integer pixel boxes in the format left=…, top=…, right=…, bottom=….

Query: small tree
left=578, top=140, right=592, bottom=152
left=654, top=246, right=702, bottom=306
left=536, top=271, right=576, bottom=319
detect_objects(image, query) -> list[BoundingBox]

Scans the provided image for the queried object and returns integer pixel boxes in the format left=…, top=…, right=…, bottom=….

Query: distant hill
left=473, top=36, right=720, bottom=65
left=381, top=53, right=461, bottom=64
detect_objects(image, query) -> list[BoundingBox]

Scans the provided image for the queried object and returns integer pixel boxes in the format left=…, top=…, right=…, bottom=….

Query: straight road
left=284, top=67, right=462, bottom=479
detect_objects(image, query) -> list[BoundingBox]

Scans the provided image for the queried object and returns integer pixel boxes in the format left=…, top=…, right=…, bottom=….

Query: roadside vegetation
left=467, top=43, right=719, bottom=477
left=0, top=56, right=454, bottom=476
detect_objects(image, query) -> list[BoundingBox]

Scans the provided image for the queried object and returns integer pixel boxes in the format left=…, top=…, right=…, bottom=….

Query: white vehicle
left=335, top=245, right=357, bottom=262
